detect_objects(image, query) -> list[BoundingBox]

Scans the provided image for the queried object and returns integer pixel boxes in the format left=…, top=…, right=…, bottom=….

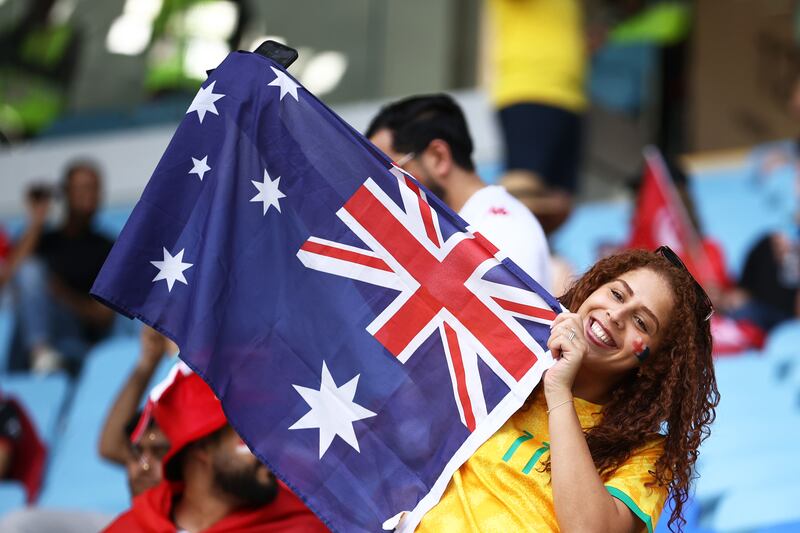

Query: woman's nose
left=606, top=309, right=624, bottom=328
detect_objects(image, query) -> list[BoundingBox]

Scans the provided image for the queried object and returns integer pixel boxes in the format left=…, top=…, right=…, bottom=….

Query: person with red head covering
left=0, top=392, right=46, bottom=503
left=104, top=362, right=329, bottom=533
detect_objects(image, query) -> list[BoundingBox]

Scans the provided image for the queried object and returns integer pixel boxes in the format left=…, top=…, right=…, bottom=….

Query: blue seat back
left=37, top=338, right=140, bottom=514
left=0, top=372, right=69, bottom=445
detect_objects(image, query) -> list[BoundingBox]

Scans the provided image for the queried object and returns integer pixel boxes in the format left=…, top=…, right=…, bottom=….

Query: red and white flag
left=629, top=146, right=764, bottom=355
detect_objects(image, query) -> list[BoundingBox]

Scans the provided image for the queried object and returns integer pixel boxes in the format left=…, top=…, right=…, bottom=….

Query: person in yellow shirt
left=487, top=0, right=588, bottom=234
left=417, top=247, right=719, bottom=532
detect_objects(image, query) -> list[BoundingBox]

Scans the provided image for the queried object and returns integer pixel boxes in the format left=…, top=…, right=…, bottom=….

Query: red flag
left=628, top=146, right=717, bottom=286
left=628, top=147, right=764, bottom=357
left=710, top=315, right=765, bottom=356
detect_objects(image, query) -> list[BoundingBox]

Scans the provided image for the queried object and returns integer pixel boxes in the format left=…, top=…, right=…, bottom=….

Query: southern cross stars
left=151, top=247, right=193, bottom=292
left=250, top=169, right=286, bottom=215
left=186, top=80, right=225, bottom=123
left=268, top=66, right=300, bottom=101
left=289, top=361, right=377, bottom=459
left=189, top=156, right=211, bottom=181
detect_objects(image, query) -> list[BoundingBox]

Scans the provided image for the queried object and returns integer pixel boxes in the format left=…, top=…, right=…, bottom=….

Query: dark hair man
left=8, top=160, right=115, bottom=373
left=104, top=363, right=328, bottom=532
left=366, top=94, right=553, bottom=290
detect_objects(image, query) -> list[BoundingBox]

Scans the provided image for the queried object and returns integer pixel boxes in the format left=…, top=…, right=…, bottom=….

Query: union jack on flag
left=92, top=50, right=561, bottom=532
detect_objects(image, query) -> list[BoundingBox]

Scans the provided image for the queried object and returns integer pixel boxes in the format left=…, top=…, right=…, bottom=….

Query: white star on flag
left=186, top=80, right=225, bottom=123
left=150, top=247, right=193, bottom=292
left=188, top=156, right=211, bottom=181
left=289, top=361, right=377, bottom=459
left=267, top=66, right=300, bottom=101
left=250, top=169, right=286, bottom=215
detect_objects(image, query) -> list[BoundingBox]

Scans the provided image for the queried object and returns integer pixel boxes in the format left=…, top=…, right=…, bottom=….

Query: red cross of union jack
left=297, top=166, right=559, bottom=431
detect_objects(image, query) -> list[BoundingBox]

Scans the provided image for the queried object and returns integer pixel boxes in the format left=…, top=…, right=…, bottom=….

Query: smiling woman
left=416, top=248, right=719, bottom=533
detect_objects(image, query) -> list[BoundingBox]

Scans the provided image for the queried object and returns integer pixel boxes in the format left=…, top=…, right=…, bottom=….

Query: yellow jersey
left=488, top=0, right=588, bottom=112
left=416, top=391, right=667, bottom=532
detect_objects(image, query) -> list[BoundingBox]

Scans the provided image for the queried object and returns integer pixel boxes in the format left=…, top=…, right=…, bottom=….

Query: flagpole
left=642, top=145, right=716, bottom=284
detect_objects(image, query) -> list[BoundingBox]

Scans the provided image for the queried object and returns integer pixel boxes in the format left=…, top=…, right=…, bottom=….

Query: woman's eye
left=610, top=289, right=623, bottom=301
left=635, top=316, right=648, bottom=333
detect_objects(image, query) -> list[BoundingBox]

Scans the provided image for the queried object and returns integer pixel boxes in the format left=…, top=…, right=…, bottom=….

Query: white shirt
left=458, top=185, right=553, bottom=292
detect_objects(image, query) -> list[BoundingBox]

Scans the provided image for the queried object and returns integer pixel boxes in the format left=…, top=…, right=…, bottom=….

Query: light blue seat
left=0, top=300, right=13, bottom=375
left=765, top=319, right=800, bottom=355
left=0, top=482, right=26, bottom=519
left=551, top=201, right=631, bottom=275
left=0, top=372, right=70, bottom=445
left=756, top=521, right=800, bottom=533
left=764, top=320, right=800, bottom=383
left=695, top=448, right=800, bottom=504
left=711, top=480, right=800, bottom=531
left=694, top=352, right=800, bottom=506
left=654, top=494, right=712, bottom=533
left=692, top=158, right=792, bottom=279
left=37, top=337, right=141, bottom=515
left=698, top=383, right=800, bottom=459
left=94, top=205, right=133, bottom=239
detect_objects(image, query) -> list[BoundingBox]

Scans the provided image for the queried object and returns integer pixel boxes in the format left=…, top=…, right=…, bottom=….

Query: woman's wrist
left=544, top=387, right=573, bottom=409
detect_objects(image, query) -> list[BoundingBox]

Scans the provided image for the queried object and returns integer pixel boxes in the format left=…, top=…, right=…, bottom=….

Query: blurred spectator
left=725, top=233, right=800, bottom=333
left=99, top=326, right=175, bottom=493
left=0, top=226, right=10, bottom=264
left=487, top=0, right=587, bottom=234
left=624, top=150, right=766, bottom=353
left=719, top=75, right=800, bottom=333
left=0, top=326, right=174, bottom=533
left=0, top=392, right=46, bottom=503
left=104, top=363, right=328, bottom=532
left=366, top=94, right=553, bottom=291
left=7, top=160, right=114, bottom=373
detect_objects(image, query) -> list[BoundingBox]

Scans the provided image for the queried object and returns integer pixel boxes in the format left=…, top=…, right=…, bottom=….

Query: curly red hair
left=552, top=249, right=719, bottom=531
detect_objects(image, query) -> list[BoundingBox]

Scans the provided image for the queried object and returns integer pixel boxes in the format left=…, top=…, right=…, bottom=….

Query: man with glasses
left=366, top=94, right=553, bottom=291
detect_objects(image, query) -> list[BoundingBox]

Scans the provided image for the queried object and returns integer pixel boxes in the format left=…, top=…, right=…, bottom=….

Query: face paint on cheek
left=633, top=338, right=650, bottom=363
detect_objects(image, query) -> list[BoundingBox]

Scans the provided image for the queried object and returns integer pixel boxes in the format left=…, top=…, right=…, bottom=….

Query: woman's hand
left=544, top=313, right=588, bottom=401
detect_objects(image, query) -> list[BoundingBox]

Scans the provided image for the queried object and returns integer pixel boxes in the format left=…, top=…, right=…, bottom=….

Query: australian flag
left=91, top=50, right=562, bottom=532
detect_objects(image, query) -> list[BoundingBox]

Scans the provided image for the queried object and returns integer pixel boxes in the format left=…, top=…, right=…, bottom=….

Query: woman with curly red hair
left=417, top=248, right=719, bottom=532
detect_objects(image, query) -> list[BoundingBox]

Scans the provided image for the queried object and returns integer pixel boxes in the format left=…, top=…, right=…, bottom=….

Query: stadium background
left=1, top=0, right=799, bottom=531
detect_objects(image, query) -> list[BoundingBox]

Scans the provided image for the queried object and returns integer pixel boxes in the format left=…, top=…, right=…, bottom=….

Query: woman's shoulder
left=631, top=435, right=666, bottom=459
left=610, top=435, right=666, bottom=473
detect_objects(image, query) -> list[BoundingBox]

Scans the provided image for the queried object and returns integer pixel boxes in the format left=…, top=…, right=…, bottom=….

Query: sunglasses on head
left=655, top=246, right=714, bottom=322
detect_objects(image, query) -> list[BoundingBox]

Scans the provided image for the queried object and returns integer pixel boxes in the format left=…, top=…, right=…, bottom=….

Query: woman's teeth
left=591, top=320, right=614, bottom=347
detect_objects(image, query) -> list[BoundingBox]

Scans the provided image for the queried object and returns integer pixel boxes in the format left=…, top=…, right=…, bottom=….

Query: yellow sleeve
left=604, top=441, right=669, bottom=533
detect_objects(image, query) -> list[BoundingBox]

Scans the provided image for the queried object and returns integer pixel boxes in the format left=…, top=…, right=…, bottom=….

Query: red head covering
left=132, top=362, right=228, bottom=479
left=0, top=392, right=46, bottom=503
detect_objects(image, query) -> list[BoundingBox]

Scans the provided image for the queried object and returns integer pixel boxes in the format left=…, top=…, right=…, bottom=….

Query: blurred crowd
left=1, top=0, right=799, bottom=531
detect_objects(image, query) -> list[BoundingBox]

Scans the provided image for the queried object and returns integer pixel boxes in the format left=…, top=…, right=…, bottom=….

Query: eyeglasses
left=655, top=245, right=714, bottom=321
left=395, top=152, right=416, bottom=167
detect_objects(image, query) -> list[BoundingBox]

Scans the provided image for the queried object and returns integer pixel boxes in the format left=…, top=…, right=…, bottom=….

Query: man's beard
left=426, top=181, right=447, bottom=204
left=414, top=167, right=446, bottom=204
left=213, top=462, right=279, bottom=508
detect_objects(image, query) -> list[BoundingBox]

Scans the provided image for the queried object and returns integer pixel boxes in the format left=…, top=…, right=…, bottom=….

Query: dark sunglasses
left=655, top=245, right=714, bottom=322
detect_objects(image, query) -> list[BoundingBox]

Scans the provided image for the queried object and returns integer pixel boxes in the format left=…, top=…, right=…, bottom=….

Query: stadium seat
left=0, top=482, right=26, bottom=519
left=654, top=494, right=713, bottom=533
left=0, top=302, right=13, bottom=374
left=691, top=160, right=791, bottom=279
left=711, top=480, right=800, bottom=531
left=756, top=521, right=800, bottom=533
left=94, top=206, right=133, bottom=239
left=695, top=449, right=800, bottom=504
left=763, top=320, right=800, bottom=382
left=36, top=337, right=141, bottom=514
left=550, top=201, right=631, bottom=275
left=0, top=372, right=70, bottom=445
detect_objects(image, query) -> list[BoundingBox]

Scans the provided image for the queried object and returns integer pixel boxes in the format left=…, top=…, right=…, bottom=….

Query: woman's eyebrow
left=613, top=278, right=660, bottom=332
